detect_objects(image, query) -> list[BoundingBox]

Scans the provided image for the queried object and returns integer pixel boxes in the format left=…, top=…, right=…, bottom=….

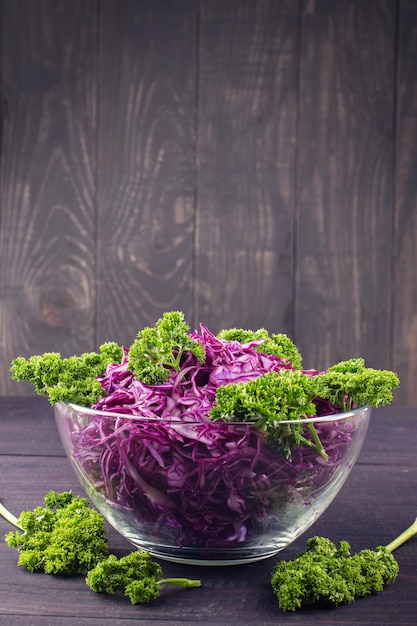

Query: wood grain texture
left=393, top=0, right=417, bottom=405
left=195, top=0, right=299, bottom=335
left=0, top=0, right=98, bottom=395
left=295, top=0, right=396, bottom=372
left=96, top=0, right=197, bottom=346
left=0, top=0, right=416, bottom=404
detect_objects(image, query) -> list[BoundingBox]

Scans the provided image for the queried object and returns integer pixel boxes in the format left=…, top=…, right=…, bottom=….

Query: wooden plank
left=0, top=0, right=98, bottom=395
left=295, top=0, right=396, bottom=372
left=392, top=0, right=417, bottom=405
left=96, top=0, right=197, bottom=346
left=195, top=0, right=299, bottom=334
left=0, top=396, right=64, bottom=457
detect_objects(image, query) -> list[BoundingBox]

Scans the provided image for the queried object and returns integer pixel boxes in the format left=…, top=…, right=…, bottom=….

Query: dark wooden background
left=0, top=0, right=416, bottom=405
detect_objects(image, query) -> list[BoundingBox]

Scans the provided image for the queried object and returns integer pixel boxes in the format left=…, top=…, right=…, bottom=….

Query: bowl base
left=125, top=536, right=290, bottom=566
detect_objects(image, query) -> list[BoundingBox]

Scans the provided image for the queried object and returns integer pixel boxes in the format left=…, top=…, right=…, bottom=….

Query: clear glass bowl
left=54, top=402, right=371, bottom=566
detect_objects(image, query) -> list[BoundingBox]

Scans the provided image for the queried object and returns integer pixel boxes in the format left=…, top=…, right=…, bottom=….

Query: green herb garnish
left=1, top=491, right=201, bottom=603
left=271, top=517, right=417, bottom=611
left=316, top=358, right=399, bottom=411
left=10, top=342, right=122, bottom=406
left=86, top=551, right=201, bottom=605
left=3, top=491, right=109, bottom=575
left=127, top=311, right=206, bottom=384
left=217, top=328, right=303, bottom=369
left=210, top=369, right=325, bottom=459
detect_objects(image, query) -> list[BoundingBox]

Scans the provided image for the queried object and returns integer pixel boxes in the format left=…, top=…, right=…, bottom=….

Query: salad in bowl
left=11, top=312, right=399, bottom=565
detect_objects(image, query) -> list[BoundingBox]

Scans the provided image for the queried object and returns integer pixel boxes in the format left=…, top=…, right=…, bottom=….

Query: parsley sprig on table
left=3, top=491, right=109, bottom=575
left=1, top=491, right=201, bottom=603
left=85, top=551, right=201, bottom=604
left=271, top=517, right=417, bottom=611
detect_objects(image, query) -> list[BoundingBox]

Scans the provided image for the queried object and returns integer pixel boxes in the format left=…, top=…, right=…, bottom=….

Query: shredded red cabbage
left=70, top=325, right=356, bottom=550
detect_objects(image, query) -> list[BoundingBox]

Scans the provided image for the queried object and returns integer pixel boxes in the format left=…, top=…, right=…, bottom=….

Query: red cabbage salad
left=73, top=326, right=345, bottom=548
left=11, top=312, right=399, bottom=551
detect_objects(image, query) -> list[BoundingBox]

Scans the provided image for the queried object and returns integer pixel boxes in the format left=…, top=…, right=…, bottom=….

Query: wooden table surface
left=0, top=397, right=416, bottom=625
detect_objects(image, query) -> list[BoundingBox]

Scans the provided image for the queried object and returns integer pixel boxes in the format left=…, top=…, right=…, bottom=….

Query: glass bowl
left=54, top=402, right=371, bottom=566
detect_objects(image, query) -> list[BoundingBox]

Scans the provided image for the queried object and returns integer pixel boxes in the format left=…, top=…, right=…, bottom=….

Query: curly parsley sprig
left=1, top=491, right=201, bottom=603
left=217, top=328, right=303, bottom=369
left=271, top=517, right=417, bottom=611
left=10, top=342, right=123, bottom=406
left=210, top=360, right=399, bottom=460
left=315, top=358, right=399, bottom=411
left=127, top=311, right=206, bottom=384
left=86, top=551, right=201, bottom=604
left=210, top=369, right=327, bottom=459
left=3, top=491, right=109, bottom=575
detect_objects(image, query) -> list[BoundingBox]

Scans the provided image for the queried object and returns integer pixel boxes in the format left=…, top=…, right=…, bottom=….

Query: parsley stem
left=307, top=423, right=329, bottom=462
left=159, top=578, right=201, bottom=588
left=385, top=517, right=417, bottom=553
left=0, top=501, right=22, bottom=530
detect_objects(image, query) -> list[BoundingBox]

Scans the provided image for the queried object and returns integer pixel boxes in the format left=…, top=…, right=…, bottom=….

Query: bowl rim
left=57, top=402, right=371, bottom=426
